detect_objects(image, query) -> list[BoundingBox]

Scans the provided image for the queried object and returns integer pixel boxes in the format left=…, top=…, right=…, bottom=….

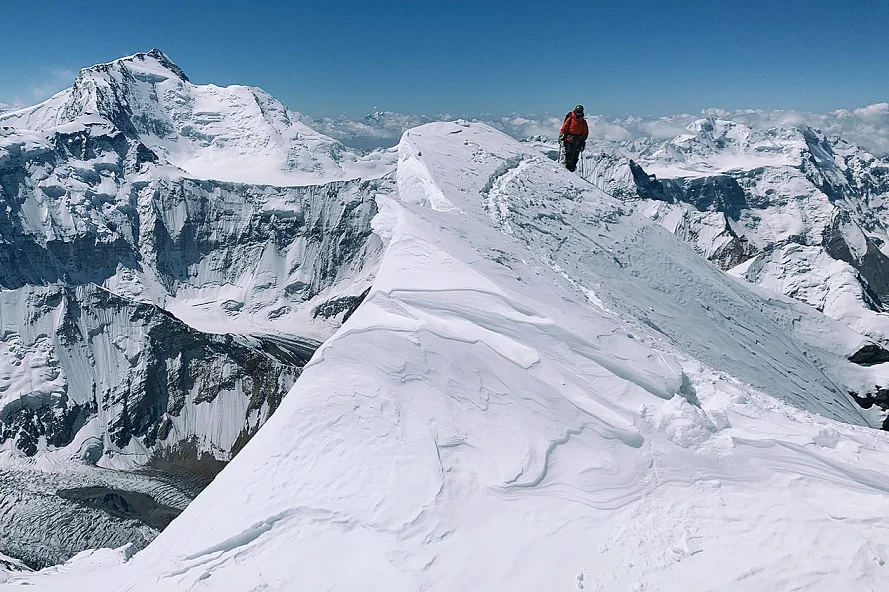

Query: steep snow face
left=0, top=121, right=387, bottom=464
left=0, top=122, right=387, bottom=336
left=0, top=56, right=392, bottom=567
left=582, top=119, right=889, bottom=343
left=0, top=50, right=395, bottom=185
left=18, top=123, right=889, bottom=591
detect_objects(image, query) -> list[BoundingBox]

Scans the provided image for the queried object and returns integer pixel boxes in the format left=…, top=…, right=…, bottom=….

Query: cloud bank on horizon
left=309, top=103, right=889, bottom=156
left=4, top=87, right=886, bottom=156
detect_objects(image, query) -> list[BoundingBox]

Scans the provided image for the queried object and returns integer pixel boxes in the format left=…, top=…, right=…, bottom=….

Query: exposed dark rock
left=142, top=438, right=229, bottom=490
left=0, top=554, right=30, bottom=573
left=312, top=287, right=371, bottom=323
left=0, top=286, right=304, bottom=457
left=251, top=334, right=320, bottom=367
left=848, top=343, right=889, bottom=365
left=57, top=487, right=182, bottom=531
left=681, top=175, right=749, bottom=221
left=0, top=398, right=95, bottom=456
left=849, top=387, right=889, bottom=430
left=629, top=161, right=748, bottom=220
left=850, top=389, right=889, bottom=410
left=628, top=160, right=674, bottom=204
left=823, top=212, right=889, bottom=308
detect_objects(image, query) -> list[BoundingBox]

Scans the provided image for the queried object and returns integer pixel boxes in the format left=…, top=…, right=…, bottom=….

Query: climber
left=558, top=104, right=589, bottom=172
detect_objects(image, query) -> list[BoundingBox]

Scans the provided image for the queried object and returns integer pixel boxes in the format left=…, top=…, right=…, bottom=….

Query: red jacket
left=560, top=112, right=589, bottom=142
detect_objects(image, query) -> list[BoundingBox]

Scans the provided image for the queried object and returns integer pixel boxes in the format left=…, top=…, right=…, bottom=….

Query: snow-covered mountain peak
left=0, top=49, right=190, bottom=134
left=0, top=49, right=404, bottom=567
left=657, top=118, right=794, bottom=166
left=79, top=48, right=190, bottom=85
left=0, top=50, right=395, bottom=185
left=580, top=112, right=889, bottom=346
left=627, top=116, right=871, bottom=182
left=683, top=116, right=743, bottom=137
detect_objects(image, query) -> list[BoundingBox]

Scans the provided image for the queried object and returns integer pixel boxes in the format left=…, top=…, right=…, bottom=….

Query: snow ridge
left=14, top=122, right=882, bottom=592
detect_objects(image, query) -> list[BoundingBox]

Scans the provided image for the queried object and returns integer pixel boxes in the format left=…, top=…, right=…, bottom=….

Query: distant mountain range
left=574, top=118, right=889, bottom=347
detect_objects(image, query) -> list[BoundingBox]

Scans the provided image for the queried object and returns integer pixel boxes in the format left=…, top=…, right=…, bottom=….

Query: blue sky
left=0, top=0, right=886, bottom=117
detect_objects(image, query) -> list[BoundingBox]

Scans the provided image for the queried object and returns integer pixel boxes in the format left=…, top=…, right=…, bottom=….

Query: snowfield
left=7, top=122, right=889, bottom=591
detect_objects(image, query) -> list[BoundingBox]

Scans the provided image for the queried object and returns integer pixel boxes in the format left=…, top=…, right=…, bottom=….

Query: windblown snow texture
left=6, top=122, right=883, bottom=592
left=4, top=53, right=889, bottom=592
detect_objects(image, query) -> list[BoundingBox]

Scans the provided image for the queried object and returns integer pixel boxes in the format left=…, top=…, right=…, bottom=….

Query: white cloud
left=640, top=119, right=694, bottom=139
left=493, top=114, right=562, bottom=139
left=308, top=104, right=889, bottom=156
left=852, top=102, right=889, bottom=119
left=306, top=111, right=448, bottom=150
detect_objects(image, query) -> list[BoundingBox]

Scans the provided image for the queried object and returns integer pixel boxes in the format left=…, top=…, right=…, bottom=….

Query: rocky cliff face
left=0, top=284, right=305, bottom=460
left=0, top=119, right=388, bottom=465
left=0, top=51, right=393, bottom=567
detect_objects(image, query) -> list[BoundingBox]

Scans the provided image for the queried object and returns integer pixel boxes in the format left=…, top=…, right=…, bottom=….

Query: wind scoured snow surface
left=7, top=123, right=889, bottom=591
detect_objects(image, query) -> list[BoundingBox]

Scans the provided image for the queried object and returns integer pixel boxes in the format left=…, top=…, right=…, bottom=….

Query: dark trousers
left=564, top=142, right=582, bottom=172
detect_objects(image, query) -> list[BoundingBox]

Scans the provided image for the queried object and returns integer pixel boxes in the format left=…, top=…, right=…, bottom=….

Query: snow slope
left=579, top=119, right=889, bottom=345
left=10, top=122, right=889, bottom=591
